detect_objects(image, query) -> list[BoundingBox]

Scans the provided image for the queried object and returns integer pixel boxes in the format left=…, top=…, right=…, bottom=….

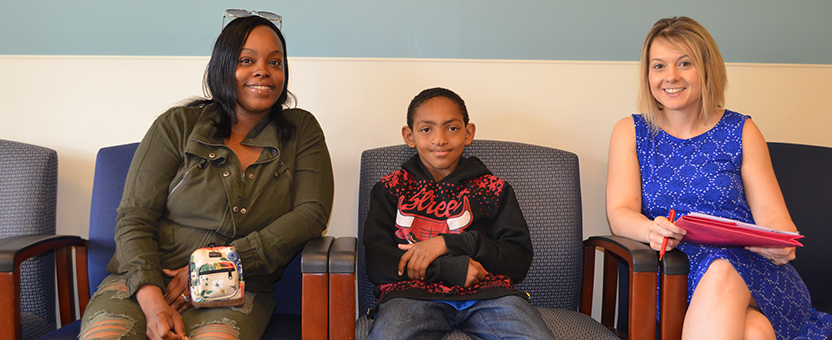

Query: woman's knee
left=190, top=318, right=240, bottom=340
left=79, top=311, right=139, bottom=340
left=700, top=259, right=746, bottom=289
left=184, top=293, right=271, bottom=340
left=80, top=279, right=144, bottom=340
left=705, top=259, right=738, bottom=276
left=691, top=259, right=752, bottom=309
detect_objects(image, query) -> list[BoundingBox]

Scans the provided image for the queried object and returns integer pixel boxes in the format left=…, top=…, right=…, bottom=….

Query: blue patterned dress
left=634, top=110, right=832, bottom=339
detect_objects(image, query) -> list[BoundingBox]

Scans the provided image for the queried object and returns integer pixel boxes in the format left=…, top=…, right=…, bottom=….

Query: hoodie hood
left=401, top=153, right=491, bottom=184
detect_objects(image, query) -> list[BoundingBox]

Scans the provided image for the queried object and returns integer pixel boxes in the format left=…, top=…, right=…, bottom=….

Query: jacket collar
left=184, top=104, right=283, bottom=162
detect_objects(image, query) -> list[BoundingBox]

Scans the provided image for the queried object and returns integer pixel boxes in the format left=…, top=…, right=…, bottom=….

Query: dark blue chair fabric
left=85, top=143, right=136, bottom=298
left=35, top=143, right=307, bottom=340
left=768, top=142, right=832, bottom=314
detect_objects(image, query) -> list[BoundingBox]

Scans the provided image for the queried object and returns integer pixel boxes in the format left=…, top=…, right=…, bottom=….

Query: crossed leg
left=682, top=259, right=775, bottom=340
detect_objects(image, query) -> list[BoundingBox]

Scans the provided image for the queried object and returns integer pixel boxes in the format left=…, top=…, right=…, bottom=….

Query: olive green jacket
left=108, top=104, right=334, bottom=296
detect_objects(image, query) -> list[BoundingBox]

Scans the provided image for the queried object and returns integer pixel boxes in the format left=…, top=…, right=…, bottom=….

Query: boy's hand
left=464, top=258, right=488, bottom=288
left=398, top=236, right=448, bottom=280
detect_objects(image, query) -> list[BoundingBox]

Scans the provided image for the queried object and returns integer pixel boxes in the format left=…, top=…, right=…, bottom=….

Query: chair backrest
left=87, top=143, right=139, bottom=292
left=357, top=140, right=583, bottom=314
left=0, top=139, right=58, bottom=339
left=768, top=142, right=832, bottom=313
left=87, top=143, right=303, bottom=315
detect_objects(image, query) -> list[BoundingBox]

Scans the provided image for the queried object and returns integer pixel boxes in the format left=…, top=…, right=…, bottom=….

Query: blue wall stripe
left=2, top=0, right=830, bottom=64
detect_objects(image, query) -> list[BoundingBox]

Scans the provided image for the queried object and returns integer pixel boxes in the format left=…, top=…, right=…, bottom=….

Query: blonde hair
left=637, top=16, right=727, bottom=132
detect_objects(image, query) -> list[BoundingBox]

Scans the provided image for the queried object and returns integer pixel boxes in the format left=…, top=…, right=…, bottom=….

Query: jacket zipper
left=170, top=159, right=207, bottom=196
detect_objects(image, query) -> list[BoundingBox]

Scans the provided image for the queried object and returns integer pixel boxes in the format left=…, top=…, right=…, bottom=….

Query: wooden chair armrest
left=301, top=236, right=334, bottom=274
left=660, top=248, right=688, bottom=340
left=301, top=236, right=334, bottom=340
left=0, top=234, right=88, bottom=339
left=582, top=235, right=658, bottom=340
left=329, top=237, right=357, bottom=340
left=0, top=235, right=86, bottom=272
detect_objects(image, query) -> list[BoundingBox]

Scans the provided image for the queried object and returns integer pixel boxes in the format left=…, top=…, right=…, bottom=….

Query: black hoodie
left=363, top=154, right=533, bottom=305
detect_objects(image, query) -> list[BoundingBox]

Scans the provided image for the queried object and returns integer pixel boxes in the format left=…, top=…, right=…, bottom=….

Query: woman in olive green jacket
left=79, top=15, right=333, bottom=340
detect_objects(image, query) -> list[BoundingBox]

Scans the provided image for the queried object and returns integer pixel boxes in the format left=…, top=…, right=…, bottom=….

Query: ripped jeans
left=78, top=275, right=276, bottom=340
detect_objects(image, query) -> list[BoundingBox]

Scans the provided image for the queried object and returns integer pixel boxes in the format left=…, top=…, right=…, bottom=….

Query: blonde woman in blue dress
left=606, top=16, right=831, bottom=339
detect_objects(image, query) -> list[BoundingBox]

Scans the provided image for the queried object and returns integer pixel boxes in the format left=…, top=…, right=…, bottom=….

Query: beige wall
left=3, top=56, right=829, bottom=240
left=2, top=55, right=830, bottom=318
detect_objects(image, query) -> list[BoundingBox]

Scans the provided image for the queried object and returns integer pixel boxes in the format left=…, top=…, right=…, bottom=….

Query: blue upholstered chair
left=0, top=140, right=60, bottom=340
left=354, top=140, right=661, bottom=339
left=0, top=142, right=354, bottom=340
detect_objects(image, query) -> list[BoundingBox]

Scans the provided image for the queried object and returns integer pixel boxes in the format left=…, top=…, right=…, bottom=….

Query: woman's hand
left=137, top=285, right=189, bottom=340
left=648, top=216, right=687, bottom=252
left=464, top=258, right=488, bottom=288
left=746, top=246, right=795, bottom=266
left=145, top=307, right=189, bottom=340
left=397, top=236, right=448, bottom=281
left=163, top=267, right=192, bottom=313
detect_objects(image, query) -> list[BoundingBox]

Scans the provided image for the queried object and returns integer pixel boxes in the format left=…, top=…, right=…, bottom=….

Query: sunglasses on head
left=223, top=9, right=282, bottom=30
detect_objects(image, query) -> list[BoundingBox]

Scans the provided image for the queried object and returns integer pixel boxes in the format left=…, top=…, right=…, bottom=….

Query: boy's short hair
left=407, top=87, right=469, bottom=128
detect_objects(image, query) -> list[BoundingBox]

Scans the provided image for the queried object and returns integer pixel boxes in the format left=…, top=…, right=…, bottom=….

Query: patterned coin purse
left=188, top=244, right=245, bottom=308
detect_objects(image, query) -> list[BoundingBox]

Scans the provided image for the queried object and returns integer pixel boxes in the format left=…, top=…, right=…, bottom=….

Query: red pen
left=659, top=209, right=676, bottom=260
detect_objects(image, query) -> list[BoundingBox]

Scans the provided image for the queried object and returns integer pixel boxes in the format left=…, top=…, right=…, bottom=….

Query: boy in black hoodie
left=363, top=88, right=554, bottom=339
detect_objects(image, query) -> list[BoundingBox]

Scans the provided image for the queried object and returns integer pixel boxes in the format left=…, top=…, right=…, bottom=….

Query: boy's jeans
left=367, top=295, right=556, bottom=340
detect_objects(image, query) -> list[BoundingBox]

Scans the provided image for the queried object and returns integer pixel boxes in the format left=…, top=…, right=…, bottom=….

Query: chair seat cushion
left=22, top=311, right=55, bottom=340
left=355, top=307, right=616, bottom=340
left=260, top=313, right=301, bottom=340
left=538, top=307, right=617, bottom=339
left=33, top=319, right=79, bottom=340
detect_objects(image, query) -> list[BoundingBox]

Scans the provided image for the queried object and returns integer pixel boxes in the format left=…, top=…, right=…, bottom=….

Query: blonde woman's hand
left=647, top=216, right=686, bottom=252
left=746, top=246, right=795, bottom=266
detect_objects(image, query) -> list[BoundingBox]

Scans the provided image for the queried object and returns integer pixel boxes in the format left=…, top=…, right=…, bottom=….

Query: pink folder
left=675, top=212, right=804, bottom=247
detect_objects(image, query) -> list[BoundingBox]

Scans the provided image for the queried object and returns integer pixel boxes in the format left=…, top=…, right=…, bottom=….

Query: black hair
left=188, top=16, right=294, bottom=141
left=406, top=87, right=469, bottom=128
